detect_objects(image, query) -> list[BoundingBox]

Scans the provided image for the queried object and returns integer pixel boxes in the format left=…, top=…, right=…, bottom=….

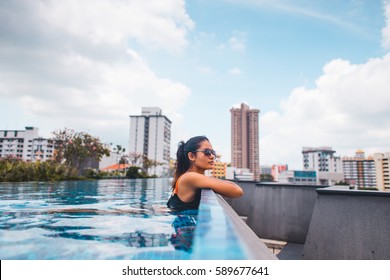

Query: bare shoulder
left=179, top=172, right=207, bottom=185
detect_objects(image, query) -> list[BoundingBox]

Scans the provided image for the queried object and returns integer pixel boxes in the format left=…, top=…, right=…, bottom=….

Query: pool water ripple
left=0, top=178, right=197, bottom=260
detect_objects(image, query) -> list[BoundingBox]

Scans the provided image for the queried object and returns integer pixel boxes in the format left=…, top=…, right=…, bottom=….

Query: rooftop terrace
left=224, top=181, right=390, bottom=260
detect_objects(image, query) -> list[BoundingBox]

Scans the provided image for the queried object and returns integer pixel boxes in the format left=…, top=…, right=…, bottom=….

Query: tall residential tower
left=230, top=103, right=260, bottom=181
left=342, top=149, right=376, bottom=188
left=129, top=107, right=171, bottom=177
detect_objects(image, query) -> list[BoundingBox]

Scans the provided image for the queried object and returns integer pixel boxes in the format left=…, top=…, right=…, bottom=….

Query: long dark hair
left=172, top=136, right=209, bottom=190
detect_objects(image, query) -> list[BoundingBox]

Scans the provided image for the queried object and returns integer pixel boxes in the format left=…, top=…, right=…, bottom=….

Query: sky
left=1, top=0, right=390, bottom=169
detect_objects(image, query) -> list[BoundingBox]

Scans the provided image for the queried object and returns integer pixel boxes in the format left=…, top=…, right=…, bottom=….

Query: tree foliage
left=127, top=152, right=162, bottom=177
left=0, top=157, right=78, bottom=182
left=260, top=173, right=274, bottom=182
left=52, top=128, right=110, bottom=175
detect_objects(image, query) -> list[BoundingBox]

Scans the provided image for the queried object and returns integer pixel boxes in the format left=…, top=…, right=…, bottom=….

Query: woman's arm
left=181, top=172, right=243, bottom=198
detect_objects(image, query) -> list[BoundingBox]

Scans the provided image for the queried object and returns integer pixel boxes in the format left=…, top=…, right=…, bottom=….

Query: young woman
left=167, top=136, right=243, bottom=211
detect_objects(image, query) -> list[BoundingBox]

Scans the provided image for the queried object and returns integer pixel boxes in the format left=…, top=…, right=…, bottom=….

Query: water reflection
left=0, top=178, right=199, bottom=260
left=169, top=210, right=198, bottom=253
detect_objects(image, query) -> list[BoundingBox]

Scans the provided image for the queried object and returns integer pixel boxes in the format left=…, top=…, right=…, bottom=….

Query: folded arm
left=180, top=172, right=244, bottom=198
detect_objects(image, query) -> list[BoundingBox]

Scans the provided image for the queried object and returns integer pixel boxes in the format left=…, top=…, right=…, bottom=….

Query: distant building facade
left=373, top=153, right=390, bottom=192
left=129, top=107, right=171, bottom=177
left=302, top=146, right=343, bottom=185
left=230, top=103, right=260, bottom=181
left=260, top=165, right=272, bottom=176
left=0, top=127, right=54, bottom=162
left=278, top=170, right=317, bottom=185
left=260, top=164, right=288, bottom=182
left=342, top=149, right=376, bottom=188
left=209, top=155, right=227, bottom=179
left=271, top=164, right=288, bottom=182
left=234, top=169, right=255, bottom=181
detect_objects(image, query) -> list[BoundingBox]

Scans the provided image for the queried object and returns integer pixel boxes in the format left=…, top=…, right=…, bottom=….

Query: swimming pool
left=0, top=178, right=198, bottom=260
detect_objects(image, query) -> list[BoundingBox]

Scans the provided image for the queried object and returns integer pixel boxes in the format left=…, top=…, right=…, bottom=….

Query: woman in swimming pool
left=167, top=136, right=243, bottom=211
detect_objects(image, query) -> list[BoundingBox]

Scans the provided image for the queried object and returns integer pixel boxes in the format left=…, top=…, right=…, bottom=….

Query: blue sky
left=1, top=0, right=390, bottom=169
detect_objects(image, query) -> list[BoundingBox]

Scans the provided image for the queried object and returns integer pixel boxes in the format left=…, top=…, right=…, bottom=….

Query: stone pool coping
left=190, top=189, right=277, bottom=260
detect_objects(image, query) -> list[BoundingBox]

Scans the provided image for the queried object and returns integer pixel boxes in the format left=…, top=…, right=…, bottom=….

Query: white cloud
left=260, top=54, right=390, bottom=169
left=229, top=68, right=243, bottom=75
left=382, top=0, right=390, bottom=49
left=0, top=0, right=192, bottom=145
left=38, top=0, right=194, bottom=51
left=218, top=31, right=246, bottom=51
left=228, top=31, right=246, bottom=51
left=197, top=66, right=212, bottom=75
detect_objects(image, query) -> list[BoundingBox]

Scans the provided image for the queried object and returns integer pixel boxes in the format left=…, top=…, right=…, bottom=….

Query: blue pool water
left=0, top=178, right=197, bottom=260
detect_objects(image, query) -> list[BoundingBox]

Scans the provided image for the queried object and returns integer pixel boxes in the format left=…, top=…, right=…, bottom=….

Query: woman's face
left=189, top=140, right=216, bottom=171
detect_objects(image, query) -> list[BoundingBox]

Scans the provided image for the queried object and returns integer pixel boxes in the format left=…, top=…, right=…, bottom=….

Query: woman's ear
left=187, top=152, right=196, bottom=162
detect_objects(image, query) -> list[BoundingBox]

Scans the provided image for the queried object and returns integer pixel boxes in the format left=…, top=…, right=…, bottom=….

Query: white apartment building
left=129, top=107, right=171, bottom=177
left=302, top=146, right=344, bottom=185
left=0, top=127, right=54, bottom=162
left=373, top=153, right=390, bottom=192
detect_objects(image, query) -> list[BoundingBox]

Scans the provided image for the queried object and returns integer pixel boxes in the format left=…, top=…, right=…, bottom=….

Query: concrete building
left=373, top=153, right=390, bottom=192
left=260, top=165, right=272, bottom=176
left=230, top=103, right=260, bottom=181
left=0, top=127, right=54, bottom=162
left=342, top=149, right=377, bottom=189
left=278, top=170, right=317, bottom=185
left=260, top=164, right=288, bottom=182
left=129, top=107, right=171, bottom=177
left=271, top=164, right=288, bottom=182
left=224, top=167, right=254, bottom=181
left=99, top=144, right=121, bottom=170
left=211, top=161, right=227, bottom=179
left=204, top=154, right=227, bottom=179
left=302, top=146, right=343, bottom=185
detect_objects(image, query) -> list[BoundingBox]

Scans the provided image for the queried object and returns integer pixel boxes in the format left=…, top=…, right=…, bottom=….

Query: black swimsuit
left=167, top=176, right=202, bottom=211
left=167, top=190, right=201, bottom=211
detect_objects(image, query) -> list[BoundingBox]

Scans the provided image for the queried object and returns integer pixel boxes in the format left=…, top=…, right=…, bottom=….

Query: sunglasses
left=193, top=148, right=217, bottom=157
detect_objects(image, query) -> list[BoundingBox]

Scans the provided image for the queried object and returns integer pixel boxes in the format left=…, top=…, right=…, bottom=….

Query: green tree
left=335, top=181, right=349, bottom=185
left=52, top=128, right=110, bottom=175
left=125, top=152, right=161, bottom=177
left=0, top=156, right=77, bottom=182
left=141, top=154, right=162, bottom=176
left=126, top=166, right=143, bottom=178
left=260, top=174, right=274, bottom=182
left=128, top=152, right=143, bottom=166
left=113, top=144, right=126, bottom=175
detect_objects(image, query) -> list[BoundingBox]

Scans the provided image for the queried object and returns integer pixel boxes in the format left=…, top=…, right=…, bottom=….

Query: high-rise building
left=342, top=149, right=376, bottom=188
left=230, top=103, right=260, bottom=181
left=373, top=153, right=390, bottom=191
left=129, top=107, right=171, bottom=177
left=0, top=127, right=54, bottom=162
left=343, top=150, right=376, bottom=187
left=302, top=146, right=343, bottom=185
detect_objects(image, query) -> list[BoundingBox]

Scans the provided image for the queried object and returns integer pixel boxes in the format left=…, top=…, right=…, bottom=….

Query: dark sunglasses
left=192, top=148, right=217, bottom=157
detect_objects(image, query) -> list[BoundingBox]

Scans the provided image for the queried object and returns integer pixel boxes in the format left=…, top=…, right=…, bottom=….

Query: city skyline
left=1, top=1, right=390, bottom=169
